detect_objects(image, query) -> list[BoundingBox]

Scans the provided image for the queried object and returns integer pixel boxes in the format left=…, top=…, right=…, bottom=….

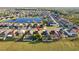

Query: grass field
left=0, top=38, right=79, bottom=51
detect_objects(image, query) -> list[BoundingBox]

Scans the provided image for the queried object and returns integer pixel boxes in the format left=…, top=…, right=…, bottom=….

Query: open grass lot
left=0, top=38, right=79, bottom=51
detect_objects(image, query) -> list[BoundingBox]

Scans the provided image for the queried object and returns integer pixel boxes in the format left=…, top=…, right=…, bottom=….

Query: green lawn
left=0, top=38, right=79, bottom=51
left=0, top=20, right=5, bottom=22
